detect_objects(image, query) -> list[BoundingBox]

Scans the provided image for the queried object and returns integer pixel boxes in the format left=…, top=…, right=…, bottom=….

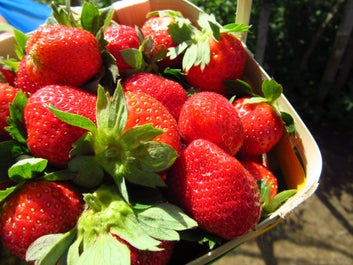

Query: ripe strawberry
left=124, top=90, right=181, bottom=153
left=233, top=97, right=285, bottom=156
left=0, top=180, right=83, bottom=260
left=24, top=85, right=97, bottom=168
left=25, top=25, right=102, bottom=88
left=15, top=55, right=50, bottom=95
left=178, top=91, right=244, bottom=155
left=166, top=139, right=261, bottom=240
left=185, top=33, right=246, bottom=95
left=0, top=67, right=16, bottom=86
left=122, top=72, right=188, bottom=120
left=0, top=83, right=19, bottom=140
left=104, top=24, right=140, bottom=76
left=241, top=160, right=278, bottom=199
left=141, top=11, right=183, bottom=69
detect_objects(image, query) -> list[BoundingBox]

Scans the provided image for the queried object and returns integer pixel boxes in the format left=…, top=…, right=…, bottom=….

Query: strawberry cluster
left=0, top=2, right=296, bottom=265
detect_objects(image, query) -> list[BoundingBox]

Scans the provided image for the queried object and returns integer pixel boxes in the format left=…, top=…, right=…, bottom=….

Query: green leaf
left=73, top=233, right=130, bottom=265
left=0, top=140, right=29, bottom=178
left=137, top=203, right=198, bottom=240
left=120, top=48, right=146, bottom=70
left=48, top=105, right=96, bottom=132
left=121, top=124, right=164, bottom=148
left=281, top=111, right=296, bottom=134
left=221, top=23, right=251, bottom=34
left=26, top=229, right=77, bottom=265
left=168, top=22, right=193, bottom=44
left=111, top=214, right=162, bottom=251
left=80, top=2, right=100, bottom=35
left=96, top=84, right=127, bottom=136
left=68, top=156, right=105, bottom=188
left=43, top=169, right=76, bottom=181
left=0, top=185, right=18, bottom=204
left=8, top=157, right=47, bottom=182
left=13, top=29, right=28, bottom=60
left=262, top=79, right=283, bottom=103
left=6, top=90, right=28, bottom=144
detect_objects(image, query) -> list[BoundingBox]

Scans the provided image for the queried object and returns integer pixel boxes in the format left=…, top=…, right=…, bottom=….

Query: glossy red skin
left=0, top=68, right=16, bottom=86
left=178, top=91, right=244, bottom=156
left=123, top=72, right=188, bottom=121
left=242, top=160, right=278, bottom=199
left=233, top=97, right=284, bottom=156
left=141, top=16, right=182, bottom=69
left=167, top=139, right=261, bottom=240
left=0, top=83, right=18, bottom=140
left=24, top=85, right=97, bottom=168
left=25, top=25, right=102, bottom=88
left=104, top=24, right=140, bottom=75
left=124, top=90, right=181, bottom=154
left=186, top=33, right=246, bottom=95
left=0, top=180, right=83, bottom=260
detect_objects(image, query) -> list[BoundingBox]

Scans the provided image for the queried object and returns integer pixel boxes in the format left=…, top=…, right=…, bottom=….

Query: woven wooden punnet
left=0, top=0, right=322, bottom=264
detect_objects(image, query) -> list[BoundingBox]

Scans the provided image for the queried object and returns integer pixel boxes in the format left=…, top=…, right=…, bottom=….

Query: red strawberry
left=141, top=12, right=183, bottom=69
left=167, top=139, right=261, bottom=240
left=241, top=160, right=278, bottom=199
left=233, top=97, right=284, bottom=156
left=0, top=67, right=16, bottom=86
left=0, top=180, right=83, bottom=260
left=124, top=90, right=181, bottom=153
left=0, top=83, right=19, bottom=140
left=104, top=24, right=140, bottom=76
left=122, top=72, right=188, bottom=120
left=178, top=91, right=244, bottom=155
left=185, top=33, right=246, bottom=95
left=15, top=55, right=50, bottom=95
left=24, top=85, right=97, bottom=168
left=25, top=25, right=102, bottom=88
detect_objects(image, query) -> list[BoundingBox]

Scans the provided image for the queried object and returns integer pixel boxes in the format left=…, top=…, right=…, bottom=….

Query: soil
left=214, top=121, right=353, bottom=265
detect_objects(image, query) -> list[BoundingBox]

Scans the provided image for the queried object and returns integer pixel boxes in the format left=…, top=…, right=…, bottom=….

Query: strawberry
left=178, top=91, right=244, bottom=155
left=185, top=32, right=246, bottom=95
left=124, top=89, right=182, bottom=154
left=241, top=160, right=278, bottom=199
left=0, top=180, right=83, bottom=260
left=15, top=55, right=50, bottom=95
left=24, top=85, right=97, bottom=168
left=0, top=83, right=19, bottom=140
left=233, top=96, right=284, bottom=156
left=104, top=24, right=140, bottom=76
left=166, top=139, right=261, bottom=240
left=0, top=67, right=16, bottom=86
left=141, top=11, right=185, bottom=69
left=25, top=25, right=102, bottom=88
left=122, top=72, right=188, bottom=120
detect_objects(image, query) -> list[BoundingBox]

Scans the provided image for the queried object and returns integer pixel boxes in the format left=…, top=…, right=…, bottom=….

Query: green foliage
left=190, top=0, right=352, bottom=139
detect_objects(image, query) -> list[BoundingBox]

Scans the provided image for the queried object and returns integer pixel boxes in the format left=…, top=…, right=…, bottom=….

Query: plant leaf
left=47, top=105, right=96, bottom=132
left=73, top=233, right=130, bottom=265
left=6, top=90, right=28, bottom=144
left=8, top=157, right=47, bottom=182
left=262, top=79, right=283, bottom=103
left=0, top=140, right=29, bottom=178
left=26, top=229, right=77, bottom=264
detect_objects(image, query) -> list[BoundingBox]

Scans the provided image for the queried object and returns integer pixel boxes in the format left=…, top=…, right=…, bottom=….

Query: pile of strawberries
left=0, top=2, right=297, bottom=265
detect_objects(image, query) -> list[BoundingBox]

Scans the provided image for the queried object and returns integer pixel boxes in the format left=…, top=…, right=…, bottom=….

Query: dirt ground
left=214, top=124, right=353, bottom=265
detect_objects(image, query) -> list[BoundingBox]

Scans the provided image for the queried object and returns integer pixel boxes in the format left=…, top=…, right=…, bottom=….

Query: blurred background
left=1, top=0, right=353, bottom=264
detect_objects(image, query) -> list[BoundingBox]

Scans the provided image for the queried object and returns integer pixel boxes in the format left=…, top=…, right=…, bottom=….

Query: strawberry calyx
left=258, top=179, right=297, bottom=218
left=167, top=11, right=249, bottom=71
left=48, top=84, right=178, bottom=202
